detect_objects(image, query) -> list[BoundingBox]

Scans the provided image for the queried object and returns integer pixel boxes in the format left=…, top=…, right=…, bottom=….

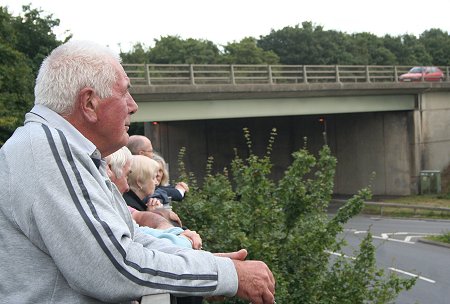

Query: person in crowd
left=123, top=154, right=166, bottom=211
left=152, top=152, right=189, bottom=202
left=0, top=40, right=275, bottom=304
left=105, top=145, right=133, bottom=193
left=126, top=135, right=189, bottom=203
left=105, top=147, right=201, bottom=250
left=127, top=134, right=154, bottom=158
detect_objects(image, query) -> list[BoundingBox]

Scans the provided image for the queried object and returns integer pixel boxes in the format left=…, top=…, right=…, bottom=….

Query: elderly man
left=0, top=40, right=275, bottom=303
left=127, top=134, right=154, bottom=158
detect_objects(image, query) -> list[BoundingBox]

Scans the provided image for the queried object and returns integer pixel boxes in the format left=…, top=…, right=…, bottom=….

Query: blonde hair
left=128, top=155, right=160, bottom=193
left=152, top=153, right=169, bottom=186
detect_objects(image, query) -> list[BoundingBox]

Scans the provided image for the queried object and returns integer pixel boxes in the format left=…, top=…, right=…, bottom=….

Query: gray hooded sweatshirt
left=0, top=105, right=237, bottom=303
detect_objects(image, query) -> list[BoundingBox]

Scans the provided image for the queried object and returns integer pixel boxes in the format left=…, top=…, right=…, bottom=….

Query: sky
left=2, top=0, right=450, bottom=53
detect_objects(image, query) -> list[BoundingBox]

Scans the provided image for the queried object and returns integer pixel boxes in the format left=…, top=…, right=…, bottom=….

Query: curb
left=417, top=238, right=450, bottom=249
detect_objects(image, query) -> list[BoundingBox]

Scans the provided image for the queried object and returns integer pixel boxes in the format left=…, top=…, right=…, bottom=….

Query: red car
left=399, top=66, right=445, bottom=82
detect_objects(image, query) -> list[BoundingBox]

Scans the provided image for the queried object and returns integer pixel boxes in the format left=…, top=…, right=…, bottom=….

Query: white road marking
left=324, top=250, right=356, bottom=260
left=388, top=267, right=436, bottom=284
left=351, top=231, right=441, bottom=244
left=373, top=235, right=415, bottom=244
left=325, top=251, right=437, bottom=284
left=404, top=233, right=441, bottom=242
left=354, top=230, right=368, bottom=234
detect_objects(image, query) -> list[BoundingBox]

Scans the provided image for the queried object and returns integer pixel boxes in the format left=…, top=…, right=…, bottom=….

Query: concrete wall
left=419, top=92, right=450, bottom=173
left=333, top=112, right=411, bottom=195
left=149, top=111, right=416, bottom=196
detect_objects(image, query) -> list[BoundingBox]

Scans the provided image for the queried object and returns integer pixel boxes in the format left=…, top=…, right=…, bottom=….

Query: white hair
left=34, top=40, right=121, bottom=115
left=105, top=146, right=133, bottom=178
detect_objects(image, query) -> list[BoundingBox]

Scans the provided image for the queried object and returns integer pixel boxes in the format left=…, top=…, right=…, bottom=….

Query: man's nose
left=128, top=95, right=138, bottom=114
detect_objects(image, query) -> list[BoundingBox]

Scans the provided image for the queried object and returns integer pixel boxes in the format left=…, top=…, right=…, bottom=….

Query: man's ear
left=77, top=87, right=99, bottom=123
left=106, top=163, right=115, bottom=180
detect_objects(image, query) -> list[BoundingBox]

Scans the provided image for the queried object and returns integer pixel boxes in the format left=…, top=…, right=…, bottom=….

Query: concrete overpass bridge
left=126, top=64, right=450, bottom=196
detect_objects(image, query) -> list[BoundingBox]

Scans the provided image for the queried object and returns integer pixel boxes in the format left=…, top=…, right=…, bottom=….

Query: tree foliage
left=257, top=22, right=449, bottom=66
left=120, top=21, right=449, bottom=66
left=420, top=29, right=450, bottom=66
left=221, top=37, right=279, bottom=64
left=0, top=5, right=67, bottom=145
left=173, top=129, right=415, bottom=303
left=148, top=35, right=221, bottom=64
left=121, top=36, right=279, bottom=65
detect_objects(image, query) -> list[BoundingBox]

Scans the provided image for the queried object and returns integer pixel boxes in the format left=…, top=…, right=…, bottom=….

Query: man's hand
left=214, top=249, right=248, bottom=260
left=212, top=249, right=275, bottom=303
left=233, top=259, right=275, bottom=304
left=180, top=229, right=202, bottom=249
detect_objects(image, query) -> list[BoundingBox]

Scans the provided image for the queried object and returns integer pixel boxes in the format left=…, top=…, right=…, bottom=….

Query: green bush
left=174, top=128, right=415, bottom=303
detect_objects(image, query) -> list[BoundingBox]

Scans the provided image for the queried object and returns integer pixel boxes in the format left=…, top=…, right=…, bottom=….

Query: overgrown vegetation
left=425, top=231, right=450, bottom=244
left=173, top=128, right=415, bottom=303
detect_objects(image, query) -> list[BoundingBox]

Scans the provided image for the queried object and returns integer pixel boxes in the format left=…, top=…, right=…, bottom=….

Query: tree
left=0, top=5, right=66, bottom=145
left=174, top=129, right=415, bottom=303
left=9, top=5, right=68, bottom=73
left=420, top=29, right=450, bottom=66
left=148, top=35, right=221, bottom=64
left=221, top=37, right=279, bottom=64
left=120, top=42, right=150, bottom=64
left=257, top=21, right=325, bottom=64
left=400, top=34, right=432, bottom=65
left=0, top=37, right=34, bottom=145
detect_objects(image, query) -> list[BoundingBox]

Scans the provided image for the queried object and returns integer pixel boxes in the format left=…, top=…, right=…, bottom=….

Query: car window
left=410, top=67, right=422, bottom=73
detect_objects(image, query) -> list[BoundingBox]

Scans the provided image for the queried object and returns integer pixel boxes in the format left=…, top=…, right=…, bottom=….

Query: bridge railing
left=122, top=64, right=450, bottom=86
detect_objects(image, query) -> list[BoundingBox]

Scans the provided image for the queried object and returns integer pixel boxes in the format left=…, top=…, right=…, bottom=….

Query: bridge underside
left=129, top=87, right=449, bottom=197
left=132, top=95, right=416, bottom=122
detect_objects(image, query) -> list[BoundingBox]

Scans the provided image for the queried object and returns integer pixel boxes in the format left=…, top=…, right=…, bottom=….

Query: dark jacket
left=123, top=190, right=146, bottom=211
left=143, top=188, right=171, bottom=205
left=158, top=185, right=185, bottom=201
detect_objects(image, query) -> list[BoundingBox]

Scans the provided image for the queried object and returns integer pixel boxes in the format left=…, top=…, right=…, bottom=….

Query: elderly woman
left=152, top=152, right=189, bottom=202
left=123, top=155, right=163, bottom=211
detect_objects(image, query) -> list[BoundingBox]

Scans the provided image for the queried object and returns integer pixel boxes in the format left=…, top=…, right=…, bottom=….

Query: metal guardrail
left=122, top=64, right=450, bottom=86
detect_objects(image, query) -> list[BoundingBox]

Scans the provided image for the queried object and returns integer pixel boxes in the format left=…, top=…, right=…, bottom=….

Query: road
left=332, top=215, right=450, bottom=303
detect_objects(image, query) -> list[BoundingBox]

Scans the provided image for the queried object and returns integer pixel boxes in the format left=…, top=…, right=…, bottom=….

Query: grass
left=384, top=195, right=450, bottom=207
left=425, top=231, right=450, bottom=244
left=361, top=194, right=450, bottom=219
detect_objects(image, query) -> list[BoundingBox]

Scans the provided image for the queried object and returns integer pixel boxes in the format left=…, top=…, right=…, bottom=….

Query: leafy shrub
left=174, top=128, right=415, bottom=303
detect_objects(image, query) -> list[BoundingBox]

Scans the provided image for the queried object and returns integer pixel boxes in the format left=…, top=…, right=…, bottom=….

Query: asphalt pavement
left=328, top=209, right=450, bottom=304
